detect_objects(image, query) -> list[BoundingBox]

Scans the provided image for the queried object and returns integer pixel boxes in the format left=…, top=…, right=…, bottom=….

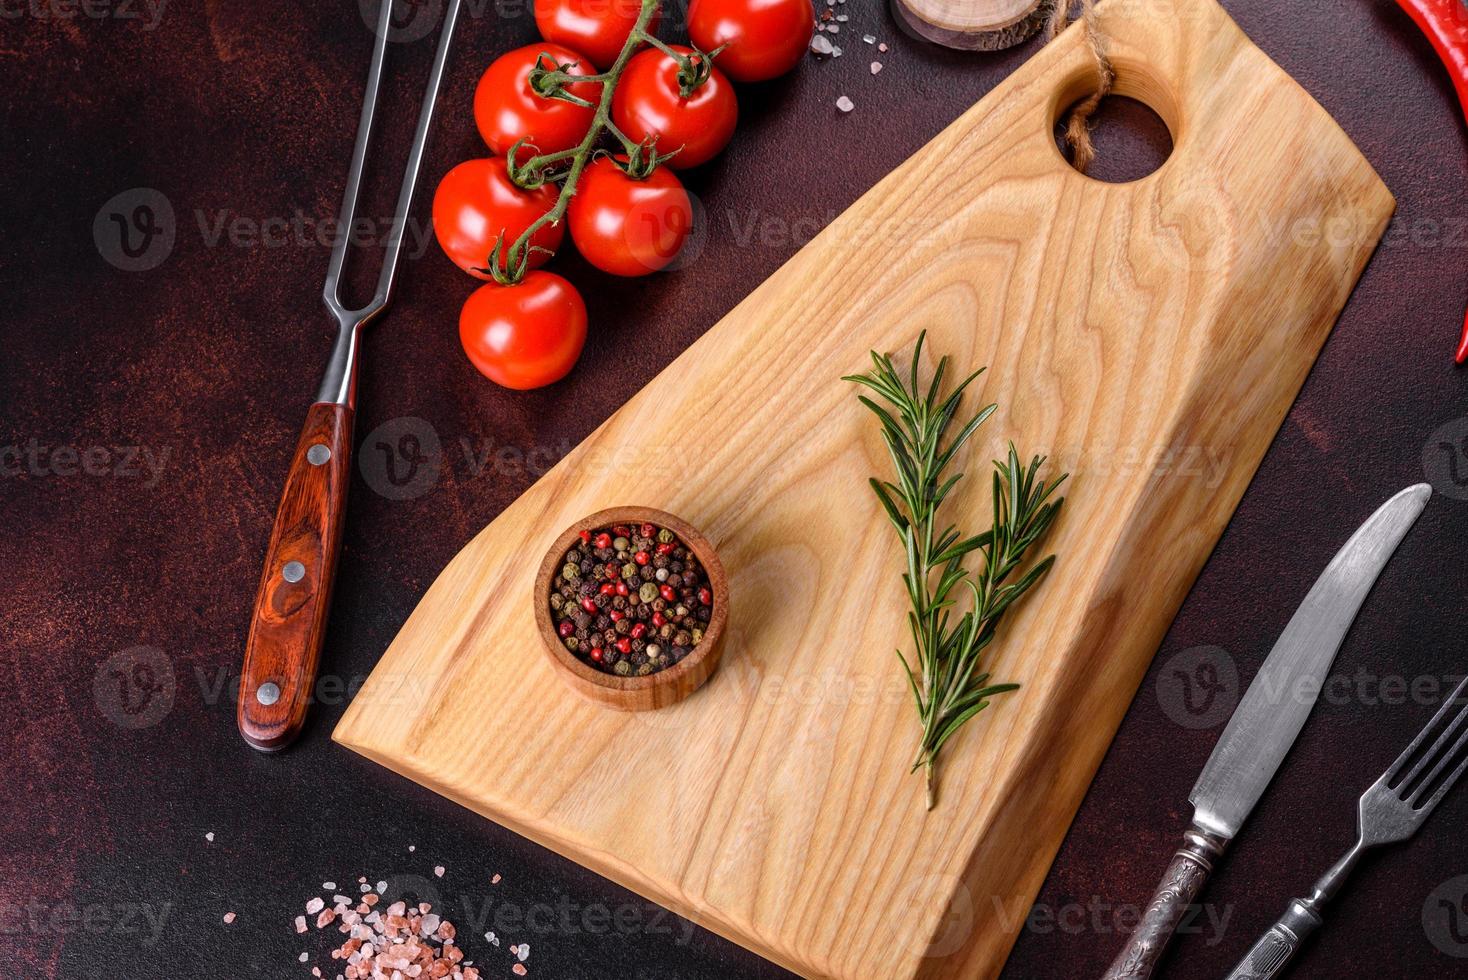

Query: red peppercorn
left=640, top=523, right=656, bottom=538
left=590, top=646, right=604, bottom=662
left=631, top=623, right=647, bottom=639
left=599, top=583, right=616, bottom=595
left=613, top=525, right=631, bottom=537
left=593, top=532, right=612, bottom=549
left=616, top=637, right=632, bottom=654
left=615, top=581, right=630, bottom=597
left=580, top=597, right=598, bottom=614
left=558, top=620, right=575, bottom=638
left=652, top=611, right=667, bottom=627
left=579, top=529, right=592, bottom=544
left=655, top=542, right=676, bottom=555
left=698, top=587, right=712, bottom=606
left=634, top=550, right=650, bottom=566
left=609, top=610, right=624, bottom=622
left=659, top=584, right=676, bottom=601
left=606, top=562, right=622, bottom=578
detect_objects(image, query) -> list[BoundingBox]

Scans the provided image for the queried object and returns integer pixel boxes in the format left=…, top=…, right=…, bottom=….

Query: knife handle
left=1100, top=825, right=1227, bottom=980
left=1222, top=898, right=1323, bottom=980
left=237, top=401, right=353, bottom=751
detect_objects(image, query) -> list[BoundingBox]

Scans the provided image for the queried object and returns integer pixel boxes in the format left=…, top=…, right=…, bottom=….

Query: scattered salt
left=491, top=874, right=501, bottom=885
left=222, top=912, right=236, bottom=924
left=513, top=966, right=527, bottom=977
left=516, top=943, right=530, bottom=962
left=433, top=866, right=445, bottom=878
left=322, top=882, right=336, bottom=891
left=205, top=832, right=214, bottom=843
left=863, top=33, right=875, bottom=43
left=298, top=952, right=308, bottom=963
left=376, top=881, right=388, bottom=893
left=836, top=96, right=855, bottom=113
left=879, top=42, right=888, bottom=52
left=871, top=61, right=883, bottom=74
left=810, top=35, right=834, bottom=56
left=305, top=897, right=325, bottom=915
left=295, top=915, right=308, bottom=934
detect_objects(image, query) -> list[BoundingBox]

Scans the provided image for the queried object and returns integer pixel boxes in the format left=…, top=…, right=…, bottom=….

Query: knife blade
left=1100, top=483, right=1431, bottom=980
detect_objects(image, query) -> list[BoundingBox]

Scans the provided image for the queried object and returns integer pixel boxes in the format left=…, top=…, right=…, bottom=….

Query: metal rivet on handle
left=306, top=444, right=331, bottom=465
left=256, top=682, right=281, bottom=706
left=282, top=560, right=306, bottom=583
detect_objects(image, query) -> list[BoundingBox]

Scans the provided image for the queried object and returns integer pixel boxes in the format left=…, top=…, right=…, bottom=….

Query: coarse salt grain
left=323, top=882, right=336, bottom=891
left=491, top=874, right=501, bottom=885
left=516, top=943, right=530, bottom=962
left=223, top=912, right=236, bottom=924
left=836, top=96, right=855, bottom=113
left=375, top=881, right=388, bottom=893
left=871, top=61, right=883, bottom=74
left=298, top=952, right=309, bottom=963
left=295, top=915, right=308, bottom=934
left=205, top=832, right=214, bottom=842
left=433, top=866, right=445, bottom=878
left=513, top=966, right=527, bottom=977
left=863, top=33, right=875, bottom=43
left=879, top=42, right=888, bottom=51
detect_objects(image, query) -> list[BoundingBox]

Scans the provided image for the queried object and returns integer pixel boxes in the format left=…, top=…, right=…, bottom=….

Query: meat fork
left=1224, top=674, right=1468, bottom=978
left=237, top=0, right=463, bottom=751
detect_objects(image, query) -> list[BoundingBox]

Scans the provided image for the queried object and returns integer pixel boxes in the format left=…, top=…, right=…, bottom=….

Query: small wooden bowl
left=534, top=506, right=729, bottom=711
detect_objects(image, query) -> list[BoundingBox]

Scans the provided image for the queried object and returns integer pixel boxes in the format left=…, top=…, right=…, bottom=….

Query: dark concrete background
left=3, top=0, right=1468, bottom=977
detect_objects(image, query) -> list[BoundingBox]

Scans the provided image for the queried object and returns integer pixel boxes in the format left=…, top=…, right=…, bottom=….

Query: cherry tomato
left=687, top=0, right=814, bottom=83
left=459, top=272, right=588, bottom=389
left=611, top=46, right=738, bottom=169
left=567, top=157, right=693, bottom=276
left=431, top=158, right=563, bottom=279
left=534, top=0, right=660, bottom=71
left=474, top=43, right=600, bottom=156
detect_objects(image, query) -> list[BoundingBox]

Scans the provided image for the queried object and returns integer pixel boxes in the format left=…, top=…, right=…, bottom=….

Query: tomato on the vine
left=475, top=42, right=601, bottom=156
left=567, top=157, right=693, bottom=276
left=687, top=0, right=814, bottom=83
left=459, top=272, right=587, bottom=389
left=432, top=158, right=563, bottom=279
left=611, top=46, right=738, bottom=169
left=534, top=0, right=659, bottom=71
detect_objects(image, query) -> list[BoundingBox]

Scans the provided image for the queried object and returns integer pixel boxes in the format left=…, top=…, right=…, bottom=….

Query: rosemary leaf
left=847, top=332, right=1067, bottom=810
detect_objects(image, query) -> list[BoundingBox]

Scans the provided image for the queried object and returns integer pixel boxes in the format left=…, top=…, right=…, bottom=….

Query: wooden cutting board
left=335, top=1, right=1393, bottom=976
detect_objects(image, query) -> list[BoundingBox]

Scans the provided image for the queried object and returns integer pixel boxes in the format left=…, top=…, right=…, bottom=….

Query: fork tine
left=1413, top=739, right=1468, bottom=814
left=1389, top=674, right=1468, bottom=785
left=1407, top=701, right=1468, bottom=807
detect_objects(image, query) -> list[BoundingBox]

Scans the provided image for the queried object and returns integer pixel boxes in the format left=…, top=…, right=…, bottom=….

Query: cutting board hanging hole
left=1053, top=94, right=1173, bottom=183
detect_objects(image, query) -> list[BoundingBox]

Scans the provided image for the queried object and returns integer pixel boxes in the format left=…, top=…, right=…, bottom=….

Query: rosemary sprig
left=845, top=333, right=1066, bottom=810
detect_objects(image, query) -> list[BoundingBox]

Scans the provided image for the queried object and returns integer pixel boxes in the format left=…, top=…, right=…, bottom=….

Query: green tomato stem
left=495, top=0, right=663, bottom=283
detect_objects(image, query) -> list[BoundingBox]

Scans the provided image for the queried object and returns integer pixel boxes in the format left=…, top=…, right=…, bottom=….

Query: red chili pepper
left=1396, top=0, right=1468, bottom=361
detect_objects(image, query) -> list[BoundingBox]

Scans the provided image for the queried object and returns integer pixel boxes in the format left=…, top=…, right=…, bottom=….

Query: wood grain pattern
left=239, top=400, right=352, bottom=751
left=891, top=0, right=1050, bottom=51
left=334, top=1, right=1393, bottom=976
left=532, top=507, right=730, bottom=712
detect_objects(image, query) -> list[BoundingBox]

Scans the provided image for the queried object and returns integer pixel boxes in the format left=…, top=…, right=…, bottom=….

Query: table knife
left=1100, top=483, right=1432, bottom=979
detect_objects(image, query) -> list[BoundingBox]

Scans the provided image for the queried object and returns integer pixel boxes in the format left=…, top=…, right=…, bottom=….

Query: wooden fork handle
left=237, top=401, right=353, bottom=751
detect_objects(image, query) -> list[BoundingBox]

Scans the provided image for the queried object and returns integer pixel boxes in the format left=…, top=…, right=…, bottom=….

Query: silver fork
left=235, top=0, right=463, bottom=751
left=1223, top=674, right=1468, bottom=979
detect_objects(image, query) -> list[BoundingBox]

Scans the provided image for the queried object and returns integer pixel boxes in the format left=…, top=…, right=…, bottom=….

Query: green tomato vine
left=483, top=0, right=719, bottom=286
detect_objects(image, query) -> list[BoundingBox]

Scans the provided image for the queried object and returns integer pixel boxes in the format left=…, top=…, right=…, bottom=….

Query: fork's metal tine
left=323, top=0, right=463, bottom=322
left=1418, top=751, right=1468, bottom=815
left=323, top=0, right=393, bottom=317
left=1407, top=706, right=1468, bottom=808
left=1388, top=674, right=1468, bottom=783
left=368, top=0, right=462, bottom=316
